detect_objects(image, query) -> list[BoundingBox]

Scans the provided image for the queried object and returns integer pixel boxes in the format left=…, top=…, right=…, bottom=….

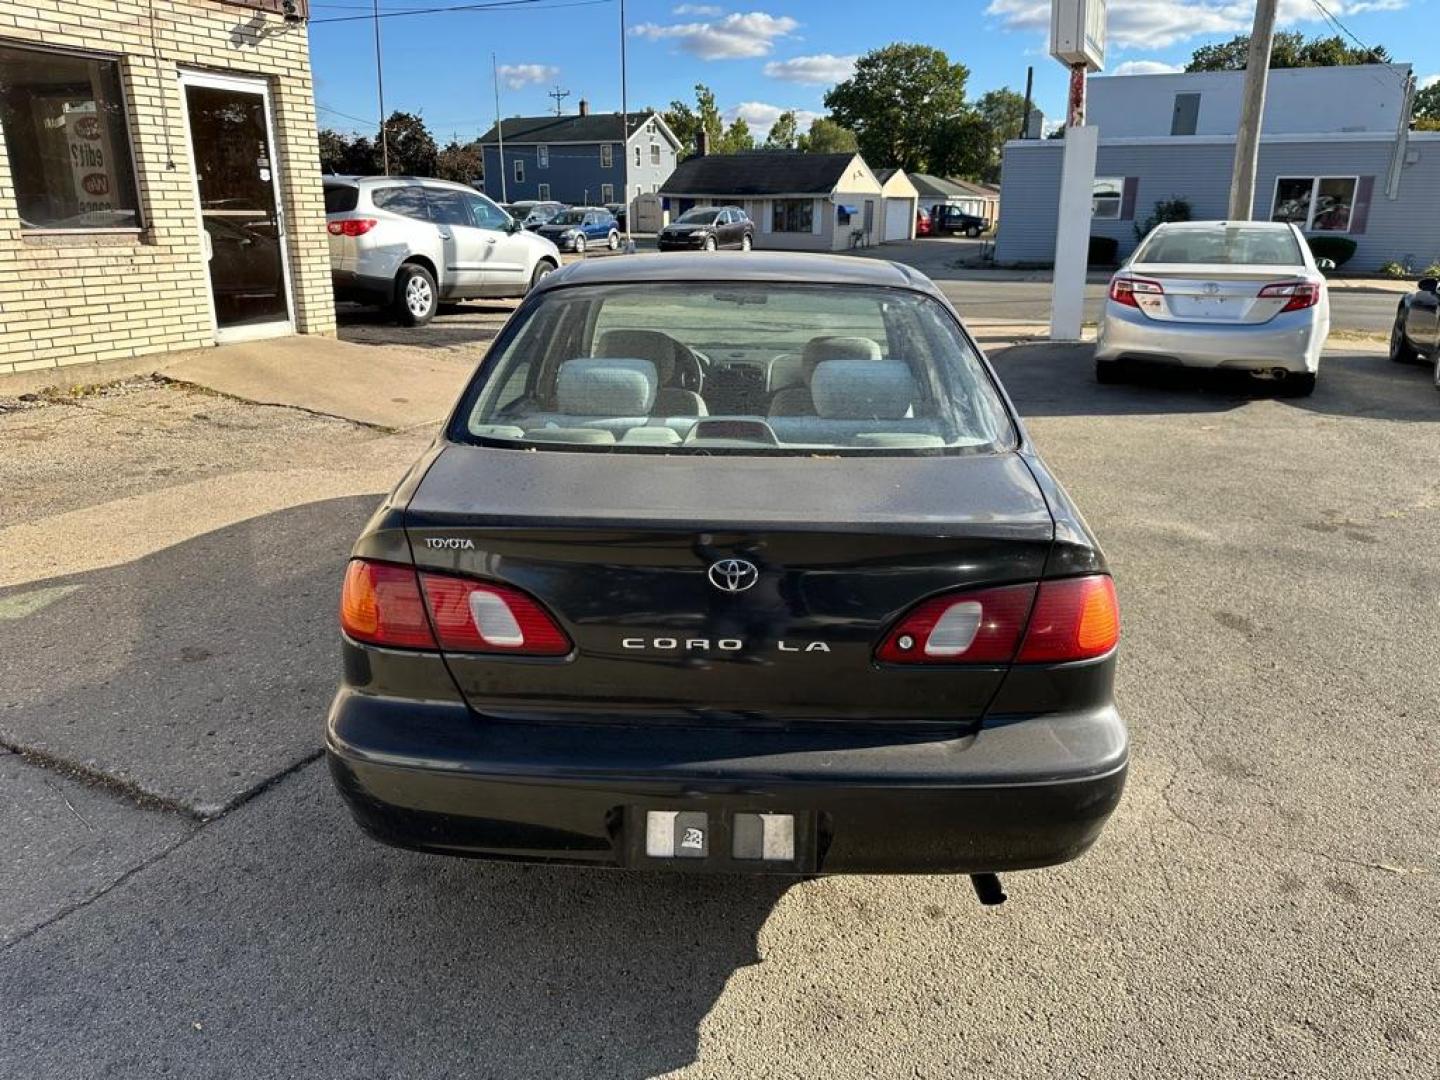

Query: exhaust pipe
left=970, top=873, right=1007, bottom=906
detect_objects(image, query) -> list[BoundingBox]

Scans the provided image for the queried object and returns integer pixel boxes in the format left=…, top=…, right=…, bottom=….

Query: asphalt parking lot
left=2, top=340, right=1438, bottom=1076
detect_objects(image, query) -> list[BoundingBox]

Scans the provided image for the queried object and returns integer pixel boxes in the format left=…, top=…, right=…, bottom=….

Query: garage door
left=883, top=198, right=913, bottom=242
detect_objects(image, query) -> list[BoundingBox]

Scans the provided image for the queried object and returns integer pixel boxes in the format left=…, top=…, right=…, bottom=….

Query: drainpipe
left=1385, top=71, right=1415, bottom=201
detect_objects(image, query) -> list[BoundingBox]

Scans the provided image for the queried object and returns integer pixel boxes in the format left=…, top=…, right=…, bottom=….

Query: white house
left=995, top=63, right=1440, bottom=272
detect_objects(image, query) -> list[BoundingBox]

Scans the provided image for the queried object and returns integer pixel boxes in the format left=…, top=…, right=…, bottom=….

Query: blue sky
left=307, top=0, right=1439, bottom=144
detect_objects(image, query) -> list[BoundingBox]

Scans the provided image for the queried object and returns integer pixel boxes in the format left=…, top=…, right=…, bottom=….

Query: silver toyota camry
left=1095, top=220, right=1331, bottom=396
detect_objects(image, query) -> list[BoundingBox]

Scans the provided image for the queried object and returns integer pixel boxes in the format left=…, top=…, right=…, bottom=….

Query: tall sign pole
left=492, top=53, right=507, bottom=203
left=373, top=0, right=389, bottom=174
left=1226, top=0, right=1278, bottom=220
left=1048, top=0, right=1105, bottom=341
left=619, top=0, right=633, bottom=250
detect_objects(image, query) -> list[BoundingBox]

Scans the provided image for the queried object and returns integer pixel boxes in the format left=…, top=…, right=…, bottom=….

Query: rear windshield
left=677, top=209, right=720, bottom=224
left=453, top=283, right=1016, bottom=455
left=1134, top=226, right=1302, bottom=266
left=324, top=184, right=359, bottom=214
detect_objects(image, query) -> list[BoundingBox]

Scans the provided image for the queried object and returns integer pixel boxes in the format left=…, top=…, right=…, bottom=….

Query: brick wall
left=0, top=0, right=335, bottom=377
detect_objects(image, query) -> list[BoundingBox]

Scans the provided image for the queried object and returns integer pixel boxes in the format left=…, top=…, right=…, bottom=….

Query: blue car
left=535, top=207, right=620, bottom=254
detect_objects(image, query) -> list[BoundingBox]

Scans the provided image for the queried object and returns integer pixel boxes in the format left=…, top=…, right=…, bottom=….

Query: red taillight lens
left=1109, top=277, right=1164, bottom=309
left=1015, top=575, right=1120, bottom=663
left=340, top=560, right=436, bottom=649
left=1257, top=281, right=1320, bottom=313
left=327, top=218, right=377, bottom=237
left=876, top=583, right=1037, bottom=664
left=877, top=575, right=1119, bottom=665
left=419, top=573, right=570, bottom=655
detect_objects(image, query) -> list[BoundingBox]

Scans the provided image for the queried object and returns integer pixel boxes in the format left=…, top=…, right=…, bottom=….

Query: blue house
left=478, top=101, right=682, bottom=209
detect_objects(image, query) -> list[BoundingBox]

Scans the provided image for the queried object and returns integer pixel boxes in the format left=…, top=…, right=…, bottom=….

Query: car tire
left=573, top=235, right=586, bottom=255
left=967, top=226, right=981, bottom=238
left=607, top=230, right=620, bottom=251
left=1095, top=359, right=1123, bottom=385
left=703, top=235, right=718, bottom=252
left=741, top=234, right=753, bottom=251
left=1389, top=315, right=1420, bottom=364
left=1278, top=372, right=1317, bottom=398
left=394, top=263, right=437, bottom=327
left=527, top=259, right=557, bottom=294
left=1433, top=352, right=1440, bottom=391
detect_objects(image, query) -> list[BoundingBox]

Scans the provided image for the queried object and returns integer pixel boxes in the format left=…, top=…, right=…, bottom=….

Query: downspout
left=1385, top=71, right=1415, bottom=201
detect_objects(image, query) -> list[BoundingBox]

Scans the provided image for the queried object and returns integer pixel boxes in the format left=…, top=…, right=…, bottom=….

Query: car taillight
left=1257, top=281, right=1320, bottom=313
left=419, top=573, right=571, bottom=655
left=876, top=583, right=1037, bottom=664
left=340, top=559, right=571, bottom=655
left=1109, top=277, right=1164, bottom=308
left=876, top=575, right=1119, bottom=665
left=327, top=218, right=377, bottom=237
left=340, top=560, right=436, bottom=649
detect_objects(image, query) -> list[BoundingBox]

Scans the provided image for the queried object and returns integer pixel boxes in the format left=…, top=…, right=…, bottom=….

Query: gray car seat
left=768, top=335, right=883, bottom=416
left=596, top=329, right=707, bottom=416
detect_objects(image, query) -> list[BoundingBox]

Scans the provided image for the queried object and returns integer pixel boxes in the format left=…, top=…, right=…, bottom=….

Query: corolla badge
left=708, top=558, right=759, bottom=593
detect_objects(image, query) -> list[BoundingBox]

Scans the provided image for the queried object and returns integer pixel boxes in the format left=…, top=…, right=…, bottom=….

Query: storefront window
left=772, top=199, right=813, bottom=233
left=1092, top=177, right=1123, bottom=220
left=1271, top=176, right=1356, bottom=233
left=0, top=42, right=142, bottom=230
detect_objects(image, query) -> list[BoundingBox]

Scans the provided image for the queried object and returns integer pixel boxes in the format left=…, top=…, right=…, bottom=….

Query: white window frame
left=1269, top=175, right=1359, bottom=234
left=601, top=183, right=614, bottom=203
left=650, top=143, right=661, bottom=166
left=513, top=157, right=524, bottom=184
left=600, top=143, right=613, bottom=169
left=633, top=144, right=641, bottom=167
left=537, top=182, right=550, bottom=200
left=1092, top=176, right=1123, bottom=220
left=537, top=143, right=549, bottom=169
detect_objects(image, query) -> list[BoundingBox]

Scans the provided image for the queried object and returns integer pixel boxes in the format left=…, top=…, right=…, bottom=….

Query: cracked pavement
left=1, top=344, right=1437, bottom=1077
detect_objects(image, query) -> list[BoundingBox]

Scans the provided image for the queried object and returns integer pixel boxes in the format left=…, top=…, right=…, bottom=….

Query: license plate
left=632, top=808, right=815, bottom=870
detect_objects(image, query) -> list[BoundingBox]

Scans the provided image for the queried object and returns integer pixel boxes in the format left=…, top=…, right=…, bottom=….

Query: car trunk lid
left=1125, top=263, right=1310, bottom=324
left=404, top=445, right=1055, bottom=727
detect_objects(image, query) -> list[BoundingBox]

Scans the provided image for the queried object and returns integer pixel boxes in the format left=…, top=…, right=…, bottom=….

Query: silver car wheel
left=607, top=231, right=620, bottom=251
left=741, top=234, right=752, bottom=251
left=703, top=235, right=717, bottom=252
left=405, top=276, right=433, bottom=318
left=574, top=235, right=586, bottom=254
left=1434, top=352, right=1440, bottom=390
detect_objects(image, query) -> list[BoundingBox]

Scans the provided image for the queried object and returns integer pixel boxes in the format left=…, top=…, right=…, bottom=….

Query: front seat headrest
left=597, top=329, right=678, bottom=385
left=801, top=336, right=882, bottom=382
left=556, top=357, right=657, bottom=416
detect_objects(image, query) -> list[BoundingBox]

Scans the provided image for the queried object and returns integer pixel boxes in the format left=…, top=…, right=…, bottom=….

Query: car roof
left=536, top=252, right=943, bottom=295
left=1154, top=220, right=1295, bottom=232
left=326, top=175, right=480, bottom=193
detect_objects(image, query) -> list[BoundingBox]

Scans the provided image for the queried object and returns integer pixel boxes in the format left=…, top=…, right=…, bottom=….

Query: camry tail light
left=877, top=575, right=1119, bottom=665
left=1109, top=277, right=1164, bottom=308
left=1257, top=281, right=1320, bottom=313
left=327, top=218, right=378, bottom=237
left=339, top=559, right=570, bottom=655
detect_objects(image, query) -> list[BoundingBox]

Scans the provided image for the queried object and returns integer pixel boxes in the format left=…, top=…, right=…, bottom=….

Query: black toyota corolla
left=327, top=253, right=1126, bottom=899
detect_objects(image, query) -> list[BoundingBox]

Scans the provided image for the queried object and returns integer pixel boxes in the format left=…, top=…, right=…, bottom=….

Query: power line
left=1306, top=0, right=1406, bottom=89
left=309, top=0, right=610, bottom=26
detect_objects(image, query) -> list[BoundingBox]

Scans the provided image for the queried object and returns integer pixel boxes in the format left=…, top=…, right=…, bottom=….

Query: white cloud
left=1422, top=73, right=1440, bottom=89
left=673, top=3, right=723, bottom=14
left=723, top=101, right=821, bottom=136
left=1111, top=59, right=1185, bottom=76
left=763, top=53, right=858, bottom=84
left=983, top=0, right=1402, bottom=52
left=496, top=64, right=559, bottom=90
left=631, top=11, right=799, bottom=59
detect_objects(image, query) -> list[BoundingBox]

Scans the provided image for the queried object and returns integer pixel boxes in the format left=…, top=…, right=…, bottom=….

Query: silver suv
left=324, top=176, right=561, bottom=326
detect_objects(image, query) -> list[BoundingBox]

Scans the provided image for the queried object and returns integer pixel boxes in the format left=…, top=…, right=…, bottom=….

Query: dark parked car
left=930, top=206, right=987, bottom=238
left=604, top=201, right=628, bottom=230
left=327, top=253, right=1126, bottom=898
left=507, top=200, right=565, bottom=231
left=1389, top=275, right=1440, bottom=387
left=658, top=205, right=754, bottom=251
left=535, top=207, right=620, bottom=253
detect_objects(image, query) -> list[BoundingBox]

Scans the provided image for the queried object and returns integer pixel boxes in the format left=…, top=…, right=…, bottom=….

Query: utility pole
left=547, top=85, right=570, bottom=115
left=492, top=53, right=507, bottom=203
left=619, top=0, right=632, bottom=249
left=372, top=0, right=389, bottom=173
left=1021, top=65, right=1034, bottom=138
left=1227, top=0, right=1278, bottom=220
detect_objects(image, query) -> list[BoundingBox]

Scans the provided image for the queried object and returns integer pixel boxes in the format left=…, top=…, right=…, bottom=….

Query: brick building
left=0, top=0, right=334, bottom=377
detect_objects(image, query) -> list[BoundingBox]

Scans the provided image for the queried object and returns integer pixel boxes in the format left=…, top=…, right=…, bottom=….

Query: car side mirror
left=1315, top=257, right=1336, bottom=271
left=507, top=217, right=523, bottom=234
left=1420, top=277, right=1439, bottom=294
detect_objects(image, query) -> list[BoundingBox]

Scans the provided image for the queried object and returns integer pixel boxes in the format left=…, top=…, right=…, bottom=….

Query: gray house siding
left=996, top=135, right=1440, bottom=272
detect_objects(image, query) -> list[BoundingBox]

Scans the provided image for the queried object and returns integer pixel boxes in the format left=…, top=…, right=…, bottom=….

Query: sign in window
left=1092, top=177, right=1123, bottom=220
left=1272, top=176, right=1356, bottom=233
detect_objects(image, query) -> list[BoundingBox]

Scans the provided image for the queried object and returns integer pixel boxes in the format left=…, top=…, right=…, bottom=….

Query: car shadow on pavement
left=991, top=343, right=1440, bottom=422
left=336, top=302, right=511, bottom=351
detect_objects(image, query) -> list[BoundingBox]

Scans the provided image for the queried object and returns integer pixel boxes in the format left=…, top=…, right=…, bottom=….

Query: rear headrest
left=596, top=329, right=677, bottom=383
left=556, top=358, right=657, bottom=416
left=801, top=336, right=882, bottom=381
left=810, top=359, right=916, bottom=421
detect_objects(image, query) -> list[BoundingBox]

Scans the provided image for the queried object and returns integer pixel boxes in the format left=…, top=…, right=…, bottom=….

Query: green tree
left=976, top=88, right=1027, bottom=143
left=927, top=111, right=993, bottom=182
left=717, top=117, right=755, bottom=154
left=823, top=44, right=970, bottom=170
left=317, top=129, right=378, bottom=174
left=664, top=84, right=725, bottom=158
left=796, top=117, right=858, bottom=154
left=380, top=111, right=438, bottom=176
left=1186, top=31, right=1389, bottom=71
left=1414, top=80, right=1440, bottom=123
left=764, top=110, right=800, bottom=150
left=435, top=137, right=484, bottom=184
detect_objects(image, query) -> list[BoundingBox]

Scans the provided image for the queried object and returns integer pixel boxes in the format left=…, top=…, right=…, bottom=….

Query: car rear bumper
left=332, top=269, right=395, bottom=306
left=1095, top=301, right=1327, bottom=372
left=325, top=689, right=1128, bottom=875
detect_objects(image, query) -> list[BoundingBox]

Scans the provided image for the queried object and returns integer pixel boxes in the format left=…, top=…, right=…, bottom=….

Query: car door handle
left=438, top=229, right=453, bottom=240
left=485, top=236, right=497, bottom=244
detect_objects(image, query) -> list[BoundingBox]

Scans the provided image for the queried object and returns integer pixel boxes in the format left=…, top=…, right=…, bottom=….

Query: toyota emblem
left=708, top=558, right=759, bottom=593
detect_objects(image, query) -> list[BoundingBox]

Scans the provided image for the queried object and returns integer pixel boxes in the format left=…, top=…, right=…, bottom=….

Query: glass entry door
left=181, top=73, right=292, bottom=338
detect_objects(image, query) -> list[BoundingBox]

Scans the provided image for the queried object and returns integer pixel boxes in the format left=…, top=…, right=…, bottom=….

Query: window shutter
left=1120, top=177, right=1139, bottom=221
left=1350, top=176, right=1374, bottom=234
